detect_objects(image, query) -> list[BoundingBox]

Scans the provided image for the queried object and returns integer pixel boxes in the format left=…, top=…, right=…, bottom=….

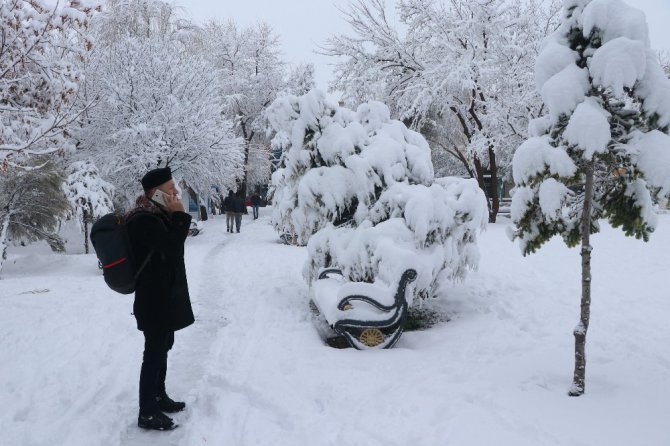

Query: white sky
left=180, top=0, right=670, bottom=92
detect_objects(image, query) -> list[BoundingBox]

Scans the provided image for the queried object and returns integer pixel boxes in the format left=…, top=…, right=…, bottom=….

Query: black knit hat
left=141, top=167, right=172, bottom=190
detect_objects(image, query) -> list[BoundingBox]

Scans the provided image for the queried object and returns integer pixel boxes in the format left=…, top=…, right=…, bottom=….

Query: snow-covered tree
left=245, top=143, right=273, bottom=193
left=0, top=162, right=71, bottom=276
left=325, top=0, right=560, bottom=222
left=659, top=51, right=670, bottom=77
left=197, top=20, right=286, bottom=194
left=511, top=0, right=670, bottom=396
left=197, top=20, right=315, bottom=195
left=76, top=0, right=245, bottom=207
left=267, top=90, right=488, bottom=300
left=0, top=0, right=98, bottom=169
left=286, top=63, right=316, bottom=96
left=62, top=161, right=114, bottom=254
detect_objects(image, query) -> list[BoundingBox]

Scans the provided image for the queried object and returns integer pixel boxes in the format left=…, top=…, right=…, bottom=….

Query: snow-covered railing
left=310, top=268, right=417, bottom=349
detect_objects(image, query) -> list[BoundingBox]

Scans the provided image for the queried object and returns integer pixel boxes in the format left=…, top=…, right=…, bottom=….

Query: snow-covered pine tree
left=511, top=0, right=670, bottom=396
left=63, top=161, right=115, bottom=254
left=0, top=162, right=71, bottom=277
left=266, top=90, right=344, bottom=244
left=267, top=89, right=488, bottom=301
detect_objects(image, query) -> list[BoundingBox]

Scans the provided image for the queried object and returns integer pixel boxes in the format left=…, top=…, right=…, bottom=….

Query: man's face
left=158, top=179, right=179, bottom=197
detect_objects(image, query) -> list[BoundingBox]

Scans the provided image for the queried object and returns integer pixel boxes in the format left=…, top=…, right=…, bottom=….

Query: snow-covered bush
left=511, top=0, right=670, bottom=396
left=267, top=90, right=488, bottom=300
left=63, top=161, right=115, bottom=254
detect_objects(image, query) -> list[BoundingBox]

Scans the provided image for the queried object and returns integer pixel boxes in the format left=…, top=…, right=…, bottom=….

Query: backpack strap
left=125, top=210, right=161, bottom=282
left=134, top=249, right=154, bottom=280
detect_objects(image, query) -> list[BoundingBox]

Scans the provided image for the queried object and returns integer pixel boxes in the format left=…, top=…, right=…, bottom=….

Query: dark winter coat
left=126, top=197, right=195, bottom=332
left=232, top=195, right=246, bottom=214
left=222, top=195, right=235, bottom=213
left=250, top=194, right=261, bottom=206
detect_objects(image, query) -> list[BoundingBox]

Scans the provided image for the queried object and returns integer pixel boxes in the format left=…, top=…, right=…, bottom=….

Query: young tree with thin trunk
left=511, top=0, right=670, bottom=396
left=63, top=161, right=114, bottom=254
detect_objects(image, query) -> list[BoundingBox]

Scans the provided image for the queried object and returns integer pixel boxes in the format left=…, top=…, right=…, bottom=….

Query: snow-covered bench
left=310, top=268, right=417, bottom=349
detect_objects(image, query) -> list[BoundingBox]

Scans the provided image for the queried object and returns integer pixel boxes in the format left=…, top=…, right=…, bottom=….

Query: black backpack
left=90, top=212, right=153, bottom=294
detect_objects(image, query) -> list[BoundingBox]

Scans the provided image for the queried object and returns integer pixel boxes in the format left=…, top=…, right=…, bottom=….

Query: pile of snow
left=2, top=213, right=670, bottom=445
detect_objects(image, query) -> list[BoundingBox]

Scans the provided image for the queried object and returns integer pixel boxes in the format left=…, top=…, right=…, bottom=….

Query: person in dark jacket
left=250, top=192, right=261, bottom=220
left=222, top=190, right=235, bottom=233
left=232, top=191, right=246, bottom=233
left=126, top=167, right=194, bottom=431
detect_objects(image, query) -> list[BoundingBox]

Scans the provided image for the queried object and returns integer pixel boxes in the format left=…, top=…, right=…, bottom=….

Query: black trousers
left=139, top=330, right=174, bottom=414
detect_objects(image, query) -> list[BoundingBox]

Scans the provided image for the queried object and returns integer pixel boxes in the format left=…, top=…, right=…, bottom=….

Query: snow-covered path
left=2, top=209, right=670, bottom=445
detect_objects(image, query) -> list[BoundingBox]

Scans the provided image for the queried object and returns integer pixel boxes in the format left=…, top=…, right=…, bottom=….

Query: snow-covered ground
left=1, top=208, right=669, bottom=446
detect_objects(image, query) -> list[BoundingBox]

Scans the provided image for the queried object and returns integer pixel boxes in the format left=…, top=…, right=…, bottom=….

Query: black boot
left=138, top=411, right=177, bottom=430
left=157, top=395, right=186, bottom=413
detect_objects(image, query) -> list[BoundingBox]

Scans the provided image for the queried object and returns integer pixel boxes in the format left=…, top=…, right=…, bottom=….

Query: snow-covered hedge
left=267, top=90, right=488, bottom=301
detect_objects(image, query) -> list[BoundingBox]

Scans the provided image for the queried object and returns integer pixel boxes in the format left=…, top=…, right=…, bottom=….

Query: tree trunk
left=569, top=164, right=594, bottom=397
left=0, top=213, right=11, bottom=279
left=83, top=211, right=89, bottom=255
left=473, top=156, right=492, bottom=218
left=239, top=121, right=253, bottom=197
left=488, top=145, right=499, bottom=224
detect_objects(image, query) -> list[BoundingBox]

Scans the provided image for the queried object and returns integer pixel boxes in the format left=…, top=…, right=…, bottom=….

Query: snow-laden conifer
left=267, top=90, right=488, bottom=301
left=0, top=162, right=71, bottom=276
left=511, top=0, right=670, bottom=396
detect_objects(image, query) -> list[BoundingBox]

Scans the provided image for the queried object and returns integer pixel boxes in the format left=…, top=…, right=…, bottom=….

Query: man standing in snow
left=250, top=192, right=261, bottom=220
left=126, top=167, right=195, bottom=431
left=232, top=191, right=246, bottom=233
left=222, top=190, right=235, bottom=233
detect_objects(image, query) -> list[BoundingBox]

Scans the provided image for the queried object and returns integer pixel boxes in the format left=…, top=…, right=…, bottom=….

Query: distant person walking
left=222, top=190, right=235, bottom=233
left=250, top=192, right=261, bottom=220
left=232, top=191, right=246, bottom=233
left=126, top=167, right=194, bottom=431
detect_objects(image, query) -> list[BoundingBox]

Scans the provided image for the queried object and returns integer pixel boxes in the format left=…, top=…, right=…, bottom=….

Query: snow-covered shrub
left=511, top=0, right=670, bottom=396
left=267, top=90, right=434, bottom=244
left=267, top=89, right=488, bottom=300
left=306, top=178, right=487, bottom=302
